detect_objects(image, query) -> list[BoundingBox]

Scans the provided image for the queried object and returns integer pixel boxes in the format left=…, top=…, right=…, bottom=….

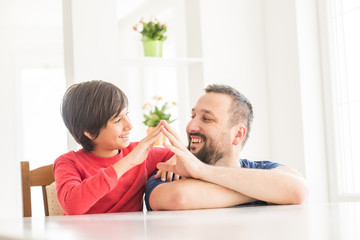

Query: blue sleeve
left=240, top=159, right=283, bottom=169
left=144, top=172, right=168, bottom=211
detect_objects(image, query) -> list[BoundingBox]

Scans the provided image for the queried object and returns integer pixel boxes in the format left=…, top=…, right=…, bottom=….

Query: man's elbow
left=151, top=187, right=191, bottom=211
left=288, top=182, right=308, bottom=205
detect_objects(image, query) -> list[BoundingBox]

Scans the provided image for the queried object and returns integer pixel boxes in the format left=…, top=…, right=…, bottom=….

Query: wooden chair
left=21, top=161, right=57, bottom=217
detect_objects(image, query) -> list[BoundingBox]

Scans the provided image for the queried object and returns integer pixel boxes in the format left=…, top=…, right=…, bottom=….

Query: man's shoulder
left=239, top=159, right=283, bottom=169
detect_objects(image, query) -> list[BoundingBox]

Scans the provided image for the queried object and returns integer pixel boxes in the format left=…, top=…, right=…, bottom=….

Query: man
left=145, top=84, right=308, bottom=210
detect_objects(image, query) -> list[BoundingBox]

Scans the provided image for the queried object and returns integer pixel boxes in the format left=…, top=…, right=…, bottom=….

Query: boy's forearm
left=112, top=156, right=136, bottom=180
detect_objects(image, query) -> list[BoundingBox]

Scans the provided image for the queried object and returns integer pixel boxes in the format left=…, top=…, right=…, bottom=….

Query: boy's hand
left=128, top=123, right=163, bottom=166
left=113, top=122, right=162, bottom=179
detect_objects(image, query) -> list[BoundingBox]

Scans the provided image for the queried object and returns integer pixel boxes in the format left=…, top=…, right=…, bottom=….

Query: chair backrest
left=20, top=161, right=59, bottom=217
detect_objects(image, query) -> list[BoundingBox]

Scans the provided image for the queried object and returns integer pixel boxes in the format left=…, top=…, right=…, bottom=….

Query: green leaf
left=167, top=119, right=176, bottom=124
left=138, top=19, right=167, bottom=41
left=160, top=102, right=168, bottom=112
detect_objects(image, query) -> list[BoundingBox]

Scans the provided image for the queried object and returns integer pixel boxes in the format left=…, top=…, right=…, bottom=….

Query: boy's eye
left=115, top=112, right=130, bottom=123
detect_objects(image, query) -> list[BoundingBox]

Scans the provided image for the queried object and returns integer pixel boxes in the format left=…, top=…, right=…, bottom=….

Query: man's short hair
left=205, top=84, right=254, bottom=144
left=61, top=80, right=128, bottom=152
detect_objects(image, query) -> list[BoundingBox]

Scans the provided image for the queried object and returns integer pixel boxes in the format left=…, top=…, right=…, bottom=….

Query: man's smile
left=189, top=133, right=206, bottom=151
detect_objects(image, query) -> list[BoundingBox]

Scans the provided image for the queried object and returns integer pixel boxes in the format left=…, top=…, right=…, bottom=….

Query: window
left=322, top=0, right=360, bottom=201
left=20, top=68, right=67, bottom=216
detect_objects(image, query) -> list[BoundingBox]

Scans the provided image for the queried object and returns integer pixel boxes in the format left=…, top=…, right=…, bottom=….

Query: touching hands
left=124, top=122, right=163, bottom=167
left=157, top=121, right=205, bottom=179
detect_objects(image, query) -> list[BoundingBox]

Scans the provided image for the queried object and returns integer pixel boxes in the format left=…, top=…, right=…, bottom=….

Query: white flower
left=150, top=16, right=158, bottom=24
left=135, top=23, right=143, bottom=32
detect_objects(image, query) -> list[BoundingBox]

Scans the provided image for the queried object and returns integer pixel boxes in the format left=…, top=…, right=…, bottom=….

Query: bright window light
left=20, top=68, right=67, bottom=216
left=327, top=0, right=360, bottom=198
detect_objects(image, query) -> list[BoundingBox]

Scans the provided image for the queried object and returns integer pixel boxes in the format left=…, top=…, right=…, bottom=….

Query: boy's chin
left=119, top=141, right=130, bottom=149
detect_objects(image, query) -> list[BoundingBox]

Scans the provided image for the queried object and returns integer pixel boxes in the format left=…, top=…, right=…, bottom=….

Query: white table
left=0, top=202, right=359, bottom=240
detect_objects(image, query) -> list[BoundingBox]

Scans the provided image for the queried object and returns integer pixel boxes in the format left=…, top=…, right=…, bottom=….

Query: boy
left=54, top=80, right=173, bottom=215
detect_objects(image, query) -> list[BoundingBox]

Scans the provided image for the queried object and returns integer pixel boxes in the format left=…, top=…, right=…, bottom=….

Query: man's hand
left=155, top=155, right=181, bottom=181
left=157, top=121, right=206, bottom=179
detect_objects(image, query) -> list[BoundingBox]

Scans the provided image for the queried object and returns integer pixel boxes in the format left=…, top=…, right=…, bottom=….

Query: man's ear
left=84, top=131, right=94, bottom=140
left=233, top=125, right=246, bottom=146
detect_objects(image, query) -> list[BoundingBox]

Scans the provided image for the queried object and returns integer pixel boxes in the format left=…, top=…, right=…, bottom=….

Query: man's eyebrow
left=192, top=108, right=216, bottom=117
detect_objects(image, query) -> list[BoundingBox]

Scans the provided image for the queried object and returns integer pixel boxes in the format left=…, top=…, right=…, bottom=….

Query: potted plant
left=133, top=17, right=167, bottom=57
left=143, top=96, right=176, bottom=146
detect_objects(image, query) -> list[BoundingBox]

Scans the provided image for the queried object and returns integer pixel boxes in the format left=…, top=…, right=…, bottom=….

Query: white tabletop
left=0, top=202, right=359, bottom=240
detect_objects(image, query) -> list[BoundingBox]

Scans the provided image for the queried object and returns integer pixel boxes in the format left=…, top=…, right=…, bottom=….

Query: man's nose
left=186, top=118, right=200, bottom=133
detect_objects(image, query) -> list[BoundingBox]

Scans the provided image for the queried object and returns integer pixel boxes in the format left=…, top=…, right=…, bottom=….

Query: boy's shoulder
left=54, top=149, right=84, bottom=165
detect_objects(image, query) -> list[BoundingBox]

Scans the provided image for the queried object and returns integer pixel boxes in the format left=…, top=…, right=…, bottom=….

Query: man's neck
left=214, top=154, right=240, bottom=168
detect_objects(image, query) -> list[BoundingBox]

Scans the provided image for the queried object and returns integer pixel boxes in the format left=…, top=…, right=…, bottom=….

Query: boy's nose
left=124, top=117, right=133, bottom=131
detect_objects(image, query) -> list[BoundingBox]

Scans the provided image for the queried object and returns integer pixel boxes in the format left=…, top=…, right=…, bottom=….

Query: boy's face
left=91, top=108, right=132, bottom=157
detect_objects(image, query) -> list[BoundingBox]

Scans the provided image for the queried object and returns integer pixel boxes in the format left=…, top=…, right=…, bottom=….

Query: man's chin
left=189, top=147, right=201, bottom=155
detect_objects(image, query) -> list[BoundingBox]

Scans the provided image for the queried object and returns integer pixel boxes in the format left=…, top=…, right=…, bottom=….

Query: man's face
left=186, top=93, right=233, bottom=165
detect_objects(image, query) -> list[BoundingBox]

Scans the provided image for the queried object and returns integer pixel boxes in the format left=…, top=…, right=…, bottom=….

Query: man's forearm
left=196, top=165, right=308, bottom=205
left=149, top=178, right=256, bottom=211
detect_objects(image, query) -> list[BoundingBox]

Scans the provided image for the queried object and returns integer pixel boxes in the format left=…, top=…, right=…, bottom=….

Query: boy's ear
left=84, top=131, right=94, bottom=140
left=232, top=125, right=246, bottom=146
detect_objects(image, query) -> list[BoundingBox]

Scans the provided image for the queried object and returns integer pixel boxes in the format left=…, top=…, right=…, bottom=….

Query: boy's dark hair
left=205, top=84, right=254, bottom=144
left=61, top=80, right=128, bottom=152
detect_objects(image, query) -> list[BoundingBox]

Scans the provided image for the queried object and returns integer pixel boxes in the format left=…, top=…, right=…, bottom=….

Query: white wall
left=0, top=0, right=64, bottom=217
left=199, top=0, right=271, bottom=161
left=264, top=0, right=328, bottom=202
left=200, top=0, right=328, bottom=203
left=63, top=0, right=120, bottom=150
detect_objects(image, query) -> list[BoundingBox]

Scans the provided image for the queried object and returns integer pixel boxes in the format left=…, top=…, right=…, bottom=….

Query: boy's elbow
left=60, top=196, right=89, bottom=215
left=61, top=203, right=87, bottom=215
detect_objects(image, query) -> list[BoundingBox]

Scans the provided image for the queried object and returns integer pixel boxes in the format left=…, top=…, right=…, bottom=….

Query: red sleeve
left=53, top=156, right=118, bottom=215
left=146, top=147, right=174, bottom=176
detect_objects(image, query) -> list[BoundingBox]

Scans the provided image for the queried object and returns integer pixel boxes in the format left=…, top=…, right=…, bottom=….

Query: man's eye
left=203, top=117, right=212, bottom=121
left=191, top=115, right=195, bottom=119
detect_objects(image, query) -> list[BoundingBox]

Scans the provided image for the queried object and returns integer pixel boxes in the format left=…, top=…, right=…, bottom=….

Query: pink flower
left=133, top=23, right=143, bottom=32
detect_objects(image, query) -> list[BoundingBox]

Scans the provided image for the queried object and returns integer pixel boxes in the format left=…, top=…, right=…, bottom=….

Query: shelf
left=119, top=57, right=203, bottom=67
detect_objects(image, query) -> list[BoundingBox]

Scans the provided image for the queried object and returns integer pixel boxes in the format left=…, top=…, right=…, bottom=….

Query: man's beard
left=188, top=133, right=225, bottom=165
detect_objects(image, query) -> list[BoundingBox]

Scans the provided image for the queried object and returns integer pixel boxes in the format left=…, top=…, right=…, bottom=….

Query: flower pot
left=143, top=40, right=163, bottom=57
left=147, top=127, right=166, bottom=146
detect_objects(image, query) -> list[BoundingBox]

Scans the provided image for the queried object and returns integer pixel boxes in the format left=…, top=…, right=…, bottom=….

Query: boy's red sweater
left=53, top=142, right=172, bottom=215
